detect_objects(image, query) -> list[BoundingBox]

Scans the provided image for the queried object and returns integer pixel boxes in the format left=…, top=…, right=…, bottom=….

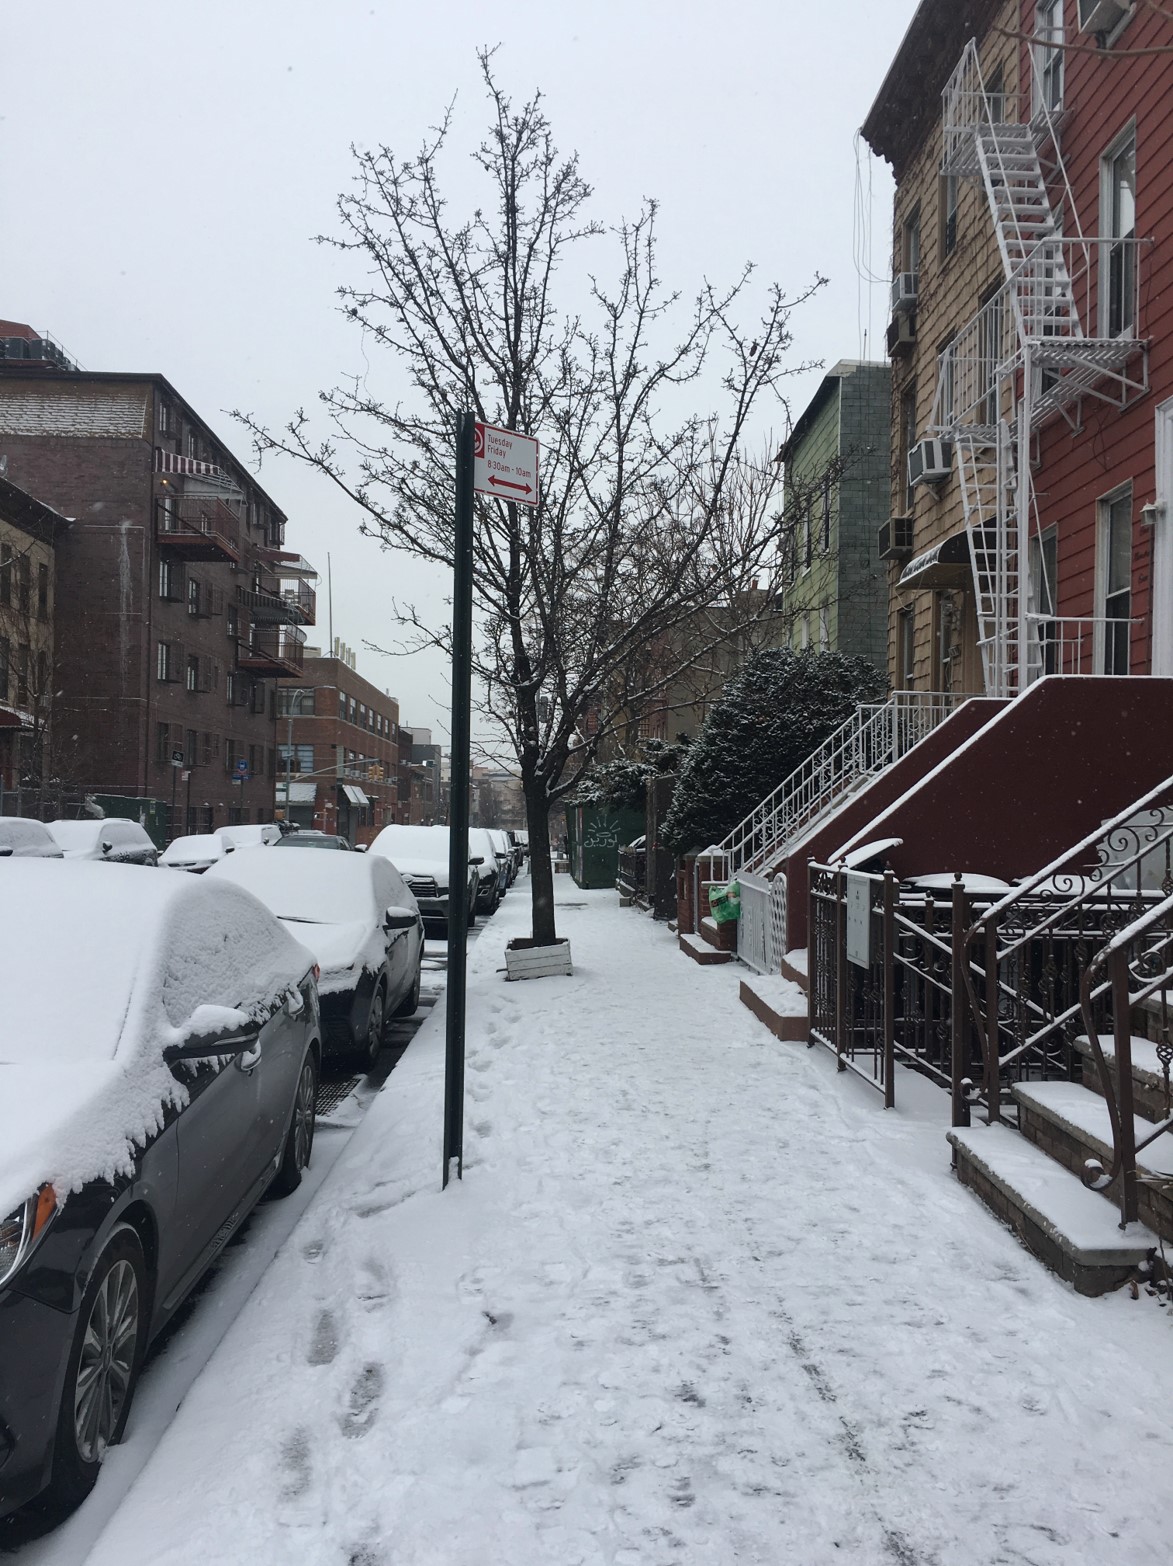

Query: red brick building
left=0, top=351, right=316, bottom=833
left=278, top=648, right=400, bottom=843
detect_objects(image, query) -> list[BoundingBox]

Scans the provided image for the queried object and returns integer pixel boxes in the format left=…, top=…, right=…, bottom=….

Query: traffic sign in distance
left=171, top=750, right=185, bottom=767
left=473, top=421, right=539, bottom=507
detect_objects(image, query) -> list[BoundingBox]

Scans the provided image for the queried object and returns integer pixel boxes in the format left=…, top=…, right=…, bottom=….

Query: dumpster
left=566, top=803, right=644, bottom=890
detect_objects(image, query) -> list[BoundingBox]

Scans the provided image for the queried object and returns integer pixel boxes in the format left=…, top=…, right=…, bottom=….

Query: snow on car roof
left=206, top=844, right=390, bottom=927
left=44, top=818, right=105, bottom=848
left=0, top=861, right=314, bottom=1215
left=161, top=833, right=225, bottom=861
left=369, top=824, right=450, bottom=869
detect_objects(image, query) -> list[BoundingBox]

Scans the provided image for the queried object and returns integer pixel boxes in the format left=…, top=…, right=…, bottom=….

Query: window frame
left=1100, top=122, right=1138, bottom=340
left=1095, top=484, right=1133, bottom=675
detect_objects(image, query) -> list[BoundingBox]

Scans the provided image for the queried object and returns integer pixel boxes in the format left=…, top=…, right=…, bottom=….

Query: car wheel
left=360, top=982, right=386, bottom=1071
left=46, top=1225, right=147, bottom=1515
left=271, top=1049, right=318, bottom=1197
left=394, top=957, right=423, bottom=1018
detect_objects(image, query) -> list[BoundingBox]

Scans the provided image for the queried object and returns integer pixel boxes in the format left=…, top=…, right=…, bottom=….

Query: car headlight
left=0, top=1186, right=58, bottom=1290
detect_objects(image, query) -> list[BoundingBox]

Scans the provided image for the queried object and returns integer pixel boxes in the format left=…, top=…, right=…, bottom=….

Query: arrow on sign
left=488, top=475, right=533, bottom=495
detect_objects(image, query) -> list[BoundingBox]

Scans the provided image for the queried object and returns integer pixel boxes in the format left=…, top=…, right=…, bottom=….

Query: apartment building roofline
left=0, top=362, right=287, bottom=523
left=0, top=473, right=72, bottom=544
left=779, top=360, right=888, bottom=464
left=861, top=0, right=1002, bottom=174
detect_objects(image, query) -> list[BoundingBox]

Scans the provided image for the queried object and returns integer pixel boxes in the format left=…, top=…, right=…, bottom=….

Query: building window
left=225, top=671, right=236, bottom=705
left=185, top=728, right=198, bottom=766
left=898, top=607, right=916, bottom=690
left=156, top=720, right=171, bottom=765
left=224, top=736, right=233, bottom=773
left=899, top=382, right=918, bottom=514
left=820, top=476, right=832, bottom=551
left=978, top=285, right=1004, bottom=427
left=1102, top=127, right=1137, bottom=339
left=249, top=744, right=261, bottom=777
left=186, top=427, right=198, bottom=459
left=984, top=64, right=1006, bottom=126
left=157, top=640, right=178, bottom=682
left=1034, top=1, right=1064, bottom=116
left=1098, top=487, right=1133, bottom=675
left=186, top=654, right=200, bottom=692
left=158, top=400, right=171, bottom=434
left=36, top=563, right=49, bottom=621
left=17, top=555, right=30, bottom=614
left=339, top=690, right=348, bottom=721
left=278, top=686, right=314, bottom=716
left=159, top=559, right=179, bottom=601
left=15, top=643, right=29, bottom=705
left=226, top=605, right=238, bottom=640
left=941, top=170, right=960, bottom=258
left=187, top=577, right=201, bottom=616
left=203, top=731, right=214, bottom=767
left=901, top=208, right=920, bottom=277
left=1029, top=527, right=1059, bottom=674
left=278, top=743, right=315, bottom=775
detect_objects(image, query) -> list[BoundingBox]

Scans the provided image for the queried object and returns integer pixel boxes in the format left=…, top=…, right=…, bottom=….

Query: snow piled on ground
left=87, top=886, right=1173, bottom=1566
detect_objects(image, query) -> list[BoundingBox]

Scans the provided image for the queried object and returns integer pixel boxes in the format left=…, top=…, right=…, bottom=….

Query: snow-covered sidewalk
left=87, top=887, right=1173, bottom=1565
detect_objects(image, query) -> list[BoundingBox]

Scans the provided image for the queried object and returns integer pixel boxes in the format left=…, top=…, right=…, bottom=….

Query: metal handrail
left=712, top=692, right=952, bottom=881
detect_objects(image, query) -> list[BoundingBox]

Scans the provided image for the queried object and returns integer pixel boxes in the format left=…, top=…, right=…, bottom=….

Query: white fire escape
left=925, top=38, right=1147, bottom=696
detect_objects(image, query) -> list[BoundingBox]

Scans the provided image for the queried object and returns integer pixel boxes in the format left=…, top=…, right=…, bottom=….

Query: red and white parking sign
left=473, top=421, right=540, bottom=507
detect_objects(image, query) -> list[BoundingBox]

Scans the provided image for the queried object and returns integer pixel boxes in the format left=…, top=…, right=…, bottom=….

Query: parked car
left=272, top=831, right=354, bottom=851
left=487, top=828, right=517, bottom=887
left=159, top=834, right=229, bottom=874
left=512, top=828, right=529, bottom=860
left=207, top=847, right=423, bottom=1067
left=0, top=817, right=63, bottom=859
left=46, top=818, right=159, bottom=866
left=367, top=824, right=477, bottom=933
left=0, top=861, right=320, bottom=1519
left=468, top=827, right=504, bottom=913
left=214, top=823, right=282, bottom=850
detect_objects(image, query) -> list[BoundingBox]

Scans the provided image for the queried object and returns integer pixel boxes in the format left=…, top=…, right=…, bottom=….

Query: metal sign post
left=443, top=412, right=476, bottom=1188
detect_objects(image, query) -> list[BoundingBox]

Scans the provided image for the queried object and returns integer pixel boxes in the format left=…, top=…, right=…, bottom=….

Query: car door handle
left=237, top=1042, right=262, bottom=1073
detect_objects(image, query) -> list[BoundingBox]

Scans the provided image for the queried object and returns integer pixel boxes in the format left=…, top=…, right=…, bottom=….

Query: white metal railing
left=931, top=281, right=1017, bottom=434
left=738, top=870, right=789, bottom=976
left=711, top=693, right=954, bottom=881
left=942, top=39, right=992, bottom=177
left=1028, top=615, right=1136, bottom=676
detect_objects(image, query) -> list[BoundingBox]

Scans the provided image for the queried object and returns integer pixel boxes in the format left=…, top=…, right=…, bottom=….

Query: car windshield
left=45, top=820, right=103, bottom=850
left=163, top=835, right=220, bottom=860
left=206, top=850, right=376, bottom=926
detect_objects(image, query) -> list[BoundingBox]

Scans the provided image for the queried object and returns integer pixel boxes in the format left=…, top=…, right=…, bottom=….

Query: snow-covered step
left=779, top=947, right=808, bottom=993
left=739, top=974, right=807, bottom=1042
left=948, top=1123, right=1157, bottom=1296
left=1074, top=1033, right=1173, bottom=1124
left=698, top=914, right=737, bottom=954
left=1013, top=1080, right=1173, bottom=1244
left=678, top=930, right=733, bottom=966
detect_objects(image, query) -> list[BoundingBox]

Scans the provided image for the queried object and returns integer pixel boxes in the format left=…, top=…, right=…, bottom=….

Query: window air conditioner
left=878, top=516, right=915, bottom=561
left=887, top=312, right=916, bottom=358
left=908, top=438, right=953, bottom=487
left=1077, top=0, right=1130, bottom=32
left=890, top=273, right=918, bottom=314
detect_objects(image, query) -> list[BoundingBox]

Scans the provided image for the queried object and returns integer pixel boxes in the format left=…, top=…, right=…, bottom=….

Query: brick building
left=277, top=646, right=400, bottom=844
left=0, top=348, right=315, bottom=833
left=0, top=473, right=68, bottom=806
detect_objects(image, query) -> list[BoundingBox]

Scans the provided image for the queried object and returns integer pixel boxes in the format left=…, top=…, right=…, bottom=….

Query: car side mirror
left=469, top=855, right=484, bottom=866
left=384, top=906, right=417, bottom=931
left=0, top=845, right=12, bottom=858
left=101, top=841, right=113, bottom=855
left=163, top=1026, right=261, bottom=1064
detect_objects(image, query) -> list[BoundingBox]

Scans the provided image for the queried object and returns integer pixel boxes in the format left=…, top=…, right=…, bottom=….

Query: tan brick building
left=0, top=474, right=67, bottom=807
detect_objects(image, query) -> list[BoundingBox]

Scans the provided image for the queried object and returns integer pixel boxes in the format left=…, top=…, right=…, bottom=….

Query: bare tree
left=237, top=51, right=824, bottom=943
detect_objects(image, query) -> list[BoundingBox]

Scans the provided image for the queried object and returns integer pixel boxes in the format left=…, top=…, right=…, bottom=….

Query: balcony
left=156, top=495, right=241, bottom=563
left=281, top=577, right=317, bottom=625
left=236, top=624, right=306, bottom=678
left=238, top=571, right=317, bottom=628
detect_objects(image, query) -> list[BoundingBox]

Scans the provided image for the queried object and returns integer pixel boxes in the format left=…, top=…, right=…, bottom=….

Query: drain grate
left=315, top=1075, right=361, bottom=1117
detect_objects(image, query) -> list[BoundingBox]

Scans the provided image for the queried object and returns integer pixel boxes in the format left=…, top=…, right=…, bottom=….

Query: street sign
left=170, top=750, right=185, bottom=767
left=235, top=759, right=249, bottom=776
left=473, top=421, right=539, bottom=507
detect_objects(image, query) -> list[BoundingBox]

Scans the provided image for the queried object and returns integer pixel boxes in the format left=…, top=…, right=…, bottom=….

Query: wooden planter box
left=505, top=937, right=573, bottom=981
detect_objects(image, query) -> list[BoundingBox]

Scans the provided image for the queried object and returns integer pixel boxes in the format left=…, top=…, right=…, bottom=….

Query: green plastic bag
left=708, top=880, right=741, bottom=925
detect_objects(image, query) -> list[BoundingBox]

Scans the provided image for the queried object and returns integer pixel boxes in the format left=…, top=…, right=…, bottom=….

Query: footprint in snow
left=302, top=1237, right=327, bottom=1263
left=341, top=1363, right=385, bottom=1438
left=279, top=1426, right=312, bottom=1498
left=307, top=1308, right=339, bottom=1366
left=357, top=1255, right=393, bottom=1310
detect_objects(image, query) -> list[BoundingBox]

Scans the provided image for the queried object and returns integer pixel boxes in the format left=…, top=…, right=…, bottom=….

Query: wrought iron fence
left=960, top=782, right=1173, bottom=1124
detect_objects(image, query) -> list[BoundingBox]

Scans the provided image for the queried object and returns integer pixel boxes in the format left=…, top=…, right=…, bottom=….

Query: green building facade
left=779, top=360, right=890, bottom=671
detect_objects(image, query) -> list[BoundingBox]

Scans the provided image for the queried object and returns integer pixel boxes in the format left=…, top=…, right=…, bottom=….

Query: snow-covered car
left=0, top=817, right=63, bottom=859
left=487, top=828, right=517, bottom=887
left=159, top=833, right=230, bottom=873
left=46, top=818, right=159, bottom=866
left=214, top=823, right=282, bottom=850
left=0, top=861, right=320, bottom=1520
left=207, top=848, right=424, bottom=1067
left=367, top=824, right=478, bottom=932
left=468, top=827, right=504, bottom=913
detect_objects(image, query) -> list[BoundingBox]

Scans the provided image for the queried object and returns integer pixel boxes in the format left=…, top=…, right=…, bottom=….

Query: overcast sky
left=3, top=0, right=914, bottom=756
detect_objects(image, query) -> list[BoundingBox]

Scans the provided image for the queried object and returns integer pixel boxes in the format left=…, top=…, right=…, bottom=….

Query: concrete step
left=779, top=947, right=808, bottom=993
left=678, top=930, right=734, bottom=966
left=1074, top=1034, right=1173, bottom=1125
left=698, top=914, right=737, bottom=953
left=739, top=974, right=807, bottom=1042
left=948, top=1123, right=1157, bottom=1296
left=1013, top=1080, right=1173, bottom=1244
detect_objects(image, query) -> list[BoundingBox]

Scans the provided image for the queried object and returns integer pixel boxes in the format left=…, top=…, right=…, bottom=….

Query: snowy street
left=53, top=885, right=1173, bottom=1565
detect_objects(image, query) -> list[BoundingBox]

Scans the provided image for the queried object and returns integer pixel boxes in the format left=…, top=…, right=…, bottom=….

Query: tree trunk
left=524, top=779, right=559, bottom=946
